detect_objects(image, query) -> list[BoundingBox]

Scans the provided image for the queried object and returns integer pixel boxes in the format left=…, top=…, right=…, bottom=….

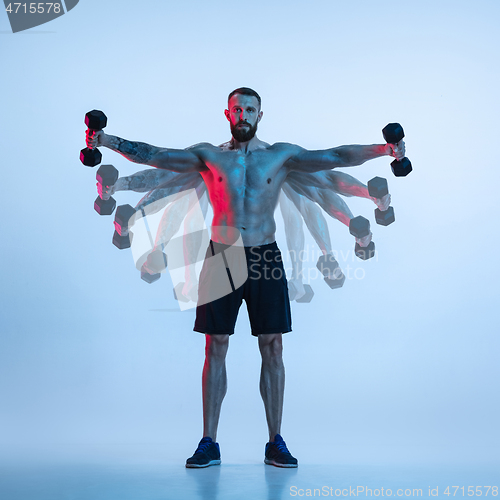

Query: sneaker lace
left=195, top=440, right=212, bottom=454
left=274, top=440, right=290, bottom=454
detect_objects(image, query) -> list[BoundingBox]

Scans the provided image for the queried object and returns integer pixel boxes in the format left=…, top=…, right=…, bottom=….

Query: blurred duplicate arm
left=285, top=175, right=374, bottom=248
left=279, top=189, right=307, bottom=299
left=98, top=168, right=180, bottom=201
left=290, top=170, right=391, bottom=212
left=179, top=184, right=210, bottom=301
left=281, top=182, right=333, bottom=256
left=324, top=170, right=369, bottom=198
left=151, top=175, right=206, bottom=252
left=116, top=169, right=179, bottom=193
left=134, top=172, right=203, bottom=217
left=285, top=174, right=354, bottom=227
left=138, top=186, right=198, bottom=276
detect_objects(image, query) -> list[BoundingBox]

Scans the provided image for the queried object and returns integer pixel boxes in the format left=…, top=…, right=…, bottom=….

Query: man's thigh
left=245, top=244, right=292, bottom=336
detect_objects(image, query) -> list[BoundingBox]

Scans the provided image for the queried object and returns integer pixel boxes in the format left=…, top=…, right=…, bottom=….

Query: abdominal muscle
left=211, top=208, right=277, bottom=247
left=200, top=147, right=286, bottom=247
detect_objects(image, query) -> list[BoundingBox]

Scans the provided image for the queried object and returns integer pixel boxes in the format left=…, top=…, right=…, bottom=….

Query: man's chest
left=202, top=150, right=288, bottom=189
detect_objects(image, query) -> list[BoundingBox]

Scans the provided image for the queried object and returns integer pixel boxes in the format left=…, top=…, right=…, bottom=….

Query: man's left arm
left=285, top=142, right=405, bottom=172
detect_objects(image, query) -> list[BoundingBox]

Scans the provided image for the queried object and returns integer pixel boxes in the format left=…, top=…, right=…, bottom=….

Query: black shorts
left=194, top=240, right=292, bottom=336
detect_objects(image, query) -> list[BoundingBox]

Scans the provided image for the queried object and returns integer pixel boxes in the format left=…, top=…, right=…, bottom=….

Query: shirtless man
left=86, top=87, right=405, bottom=468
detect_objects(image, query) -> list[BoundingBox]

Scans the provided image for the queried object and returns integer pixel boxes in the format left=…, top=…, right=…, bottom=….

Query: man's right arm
left=282, top=141, right=404, bottom=173
left=87, top=130, right=207, bottom=173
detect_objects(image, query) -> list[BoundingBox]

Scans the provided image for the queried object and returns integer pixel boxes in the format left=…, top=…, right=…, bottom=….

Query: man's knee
left=258, top=333, right=283, bottom=361
left=205, top=333, right=229, bottom=359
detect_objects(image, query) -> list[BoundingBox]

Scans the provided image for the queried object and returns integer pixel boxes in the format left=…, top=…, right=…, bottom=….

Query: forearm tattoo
left=107, top=135, right=158, bottom=164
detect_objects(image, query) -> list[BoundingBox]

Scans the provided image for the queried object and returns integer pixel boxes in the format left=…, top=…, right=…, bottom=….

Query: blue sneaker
left=264, top=434, right=298, bottom=468
left=186, top=437, right=221, bottom=468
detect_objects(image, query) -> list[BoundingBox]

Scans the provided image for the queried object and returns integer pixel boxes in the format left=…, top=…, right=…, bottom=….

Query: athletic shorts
left=193, top=240, right=292, bottom=336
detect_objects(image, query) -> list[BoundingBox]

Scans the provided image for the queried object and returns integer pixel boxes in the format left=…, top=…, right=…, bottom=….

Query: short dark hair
left=228, top=87, right=261, bottom=106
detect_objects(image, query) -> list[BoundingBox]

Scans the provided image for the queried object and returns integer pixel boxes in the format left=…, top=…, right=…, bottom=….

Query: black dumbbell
left=94, top=165, right=118, bottom=215
left=295, top=284, right=314, bottom=303
left=80, top=110, right=107, bottom=167
left=141, top=249, right=168, bottom=285
left=316, top=254, right=345, bottom=289
left=141, top=267, right=162, bottom=284
left=349, top=216, right=375, bottom=260
left=382, top=123, right=412, bottom=177
left=112, top=204, right=136, bottom=249
left=367, top=177, right=395, bottom=226
left=137, top=206, right=169, bottom=279
left=145, top=249, right=168, bottom=272
left=287, top=281, right=314, bottom=302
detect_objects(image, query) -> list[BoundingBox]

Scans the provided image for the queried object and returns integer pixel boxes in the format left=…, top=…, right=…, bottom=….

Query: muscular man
left=86, top=87, right=405, bottom=468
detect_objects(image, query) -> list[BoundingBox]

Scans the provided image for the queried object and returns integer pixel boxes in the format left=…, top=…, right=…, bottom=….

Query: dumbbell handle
left=382, top=123, right=412, bottom=177
left=98, top=186, right=113, bottom=201
left=375, top=195, right=392, bottom=214
left=94, top=165, right=119, bottom=215
left=86, top=128, right=102, bottom=150
left=96, top=165, right=118, bottom=197
left=97, top=176, right=116, bottom=197
left=367, top=179, right=395, bottom=226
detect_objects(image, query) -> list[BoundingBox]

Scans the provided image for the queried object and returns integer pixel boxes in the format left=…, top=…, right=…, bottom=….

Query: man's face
left=225, top=94, right=263, bottom=142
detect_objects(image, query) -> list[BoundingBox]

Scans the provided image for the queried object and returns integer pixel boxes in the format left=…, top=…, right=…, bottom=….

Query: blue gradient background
left=0, top=0, right=499, bottom=497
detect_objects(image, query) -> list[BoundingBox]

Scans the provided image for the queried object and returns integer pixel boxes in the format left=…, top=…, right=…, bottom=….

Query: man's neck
left=229, top=135, right=264, bottom=153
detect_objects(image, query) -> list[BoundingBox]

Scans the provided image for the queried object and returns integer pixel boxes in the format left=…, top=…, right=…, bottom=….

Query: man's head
left=225, top=87, right=263, bottom=142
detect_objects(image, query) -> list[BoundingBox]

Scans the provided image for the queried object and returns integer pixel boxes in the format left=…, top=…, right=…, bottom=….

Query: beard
left=230, top=120, right=258, bottom=142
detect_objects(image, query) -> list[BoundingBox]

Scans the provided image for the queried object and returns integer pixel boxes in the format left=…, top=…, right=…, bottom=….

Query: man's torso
left=192, top=141, right=300, bottom=246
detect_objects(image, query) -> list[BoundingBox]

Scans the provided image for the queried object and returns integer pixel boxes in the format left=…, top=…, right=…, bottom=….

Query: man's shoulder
left=186, top=142, right=217, bottom=152
left=268, top=142, right=305, bottom=157
left=218, top=140, right=233, bottom=151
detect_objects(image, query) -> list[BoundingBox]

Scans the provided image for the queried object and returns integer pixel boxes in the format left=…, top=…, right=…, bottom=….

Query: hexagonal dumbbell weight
left=94, top=164, right=119, bottom=216
left=141, top=268, right=161, bottom=284
left=367, top=176, right=395, bottom=226
left=382, top=123, right=412, bottom=177
left=295, top=284, right=314, bottom=303
left=349, top=216, right=375, bottom=260
left=144, top=249, right=168, bottom=273
left=287, top=281, right=314, bottom=302
left=140, top=249, right=168, bottom=284
left=316, top=254, right=346, bottom=289
left=80, top=110, right=107, bottom=167
left=112, top=204, right=136, bottom=249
